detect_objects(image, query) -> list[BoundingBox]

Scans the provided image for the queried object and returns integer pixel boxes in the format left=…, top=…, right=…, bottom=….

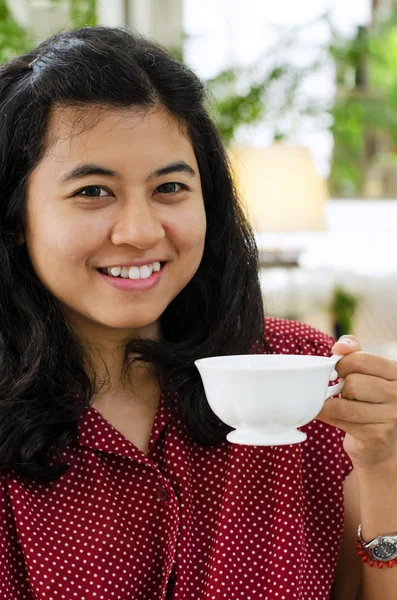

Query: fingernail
left=338, top=338, right=352, bottom=345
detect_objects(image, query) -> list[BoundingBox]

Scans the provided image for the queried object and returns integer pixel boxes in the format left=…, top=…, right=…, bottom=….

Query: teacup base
left=226, top=428, right=307, bottom=446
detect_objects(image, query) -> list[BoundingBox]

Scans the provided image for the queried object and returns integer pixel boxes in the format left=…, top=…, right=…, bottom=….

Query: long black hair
left=0, top=26, right=264, bottom=483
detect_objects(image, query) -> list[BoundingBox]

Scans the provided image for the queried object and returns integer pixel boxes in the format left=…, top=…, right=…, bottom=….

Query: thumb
left=331, top=334, right=361, bottom=355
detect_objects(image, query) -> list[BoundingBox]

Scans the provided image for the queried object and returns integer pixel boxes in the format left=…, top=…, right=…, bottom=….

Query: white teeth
left=139, top=265, right=152, bottom=279
left=103, top=261, right=162, bottom=279
left=129, top=266, right=140, bottom=279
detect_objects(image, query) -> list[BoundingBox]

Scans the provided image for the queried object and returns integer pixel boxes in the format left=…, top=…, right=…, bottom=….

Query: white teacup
left=194, top=354, right=345, bottom=446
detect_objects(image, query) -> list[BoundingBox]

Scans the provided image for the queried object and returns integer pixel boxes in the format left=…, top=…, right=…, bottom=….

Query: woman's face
left=24, top=106, right=206, bottom=341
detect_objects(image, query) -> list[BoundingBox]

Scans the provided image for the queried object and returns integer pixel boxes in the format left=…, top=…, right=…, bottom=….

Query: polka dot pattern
left=0, top=318, right=353, bottom=599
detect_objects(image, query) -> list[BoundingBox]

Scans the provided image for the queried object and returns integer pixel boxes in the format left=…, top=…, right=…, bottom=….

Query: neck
left=63, top=309, right=162, bottom=394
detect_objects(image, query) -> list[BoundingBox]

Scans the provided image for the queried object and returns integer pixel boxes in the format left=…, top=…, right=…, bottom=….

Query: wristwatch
left=358, top=524, right=397, bottom=562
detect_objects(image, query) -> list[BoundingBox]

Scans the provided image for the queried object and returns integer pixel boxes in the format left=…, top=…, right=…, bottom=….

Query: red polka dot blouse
left=0, top=318, right=353, bottom=599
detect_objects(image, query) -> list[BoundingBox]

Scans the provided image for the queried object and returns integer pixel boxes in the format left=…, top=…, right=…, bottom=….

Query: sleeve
left=0, top=474, right=34, bottom=599
left=296, top=323, right=354, bottom=481
left=263, top=317, right=354, bottom=481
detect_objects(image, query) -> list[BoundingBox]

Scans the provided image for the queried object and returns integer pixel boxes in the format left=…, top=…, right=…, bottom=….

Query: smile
left=98, top=261, right=163, bottom=280
left=96, top=262, right=166, bottom=291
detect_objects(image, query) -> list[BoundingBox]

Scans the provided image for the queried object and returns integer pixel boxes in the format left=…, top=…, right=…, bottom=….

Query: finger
left=334, top=351, right=397, bottom=381
left=342, top=373, right=395, bottom=404
left=318, top=395, right=394, bottom=424
left=332, top=335, right=361, bottom=355
left=315, top=420, right=397, bottom=450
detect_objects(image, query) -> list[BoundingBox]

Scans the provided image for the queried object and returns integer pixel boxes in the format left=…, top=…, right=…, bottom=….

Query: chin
left=99, top=315, right=161, bottom=334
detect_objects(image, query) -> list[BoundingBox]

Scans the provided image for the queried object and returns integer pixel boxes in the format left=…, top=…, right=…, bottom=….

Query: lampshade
left=229, top=143, right=328, bottom=233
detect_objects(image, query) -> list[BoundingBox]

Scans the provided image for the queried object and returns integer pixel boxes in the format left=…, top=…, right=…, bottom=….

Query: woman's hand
left=316, top=335, right=397, bottom=472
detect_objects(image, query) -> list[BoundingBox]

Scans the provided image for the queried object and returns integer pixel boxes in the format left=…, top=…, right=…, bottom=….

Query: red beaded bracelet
left=356, top=541, right=397, bottom=569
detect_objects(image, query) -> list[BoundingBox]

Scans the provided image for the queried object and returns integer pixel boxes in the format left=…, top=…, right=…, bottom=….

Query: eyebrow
left=58, top=160, right=196, bottom=184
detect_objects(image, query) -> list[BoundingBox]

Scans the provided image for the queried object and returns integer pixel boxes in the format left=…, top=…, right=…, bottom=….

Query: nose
left=110, top=199, right=165, bottom=249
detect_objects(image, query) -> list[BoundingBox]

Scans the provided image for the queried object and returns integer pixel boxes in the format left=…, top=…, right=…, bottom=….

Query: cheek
left=26, top=204, right=109, bottom=272
left=167, top=203, right=206, bottom=256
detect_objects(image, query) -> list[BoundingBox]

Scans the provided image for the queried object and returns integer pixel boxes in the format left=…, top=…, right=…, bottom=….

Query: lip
left=96, top=262, right=165, bottom=291
left=97, top=259, right=166, bottom=268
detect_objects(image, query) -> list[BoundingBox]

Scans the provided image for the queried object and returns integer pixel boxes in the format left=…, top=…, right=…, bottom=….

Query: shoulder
left=262, top=317, right=336, bottom=357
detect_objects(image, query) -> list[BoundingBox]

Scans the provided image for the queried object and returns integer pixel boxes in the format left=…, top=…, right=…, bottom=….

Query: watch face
left=373, top=542, right=397, bottom=560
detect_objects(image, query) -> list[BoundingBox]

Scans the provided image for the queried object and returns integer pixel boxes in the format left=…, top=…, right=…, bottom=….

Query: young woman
left=0, top=26, right=397, bottom=600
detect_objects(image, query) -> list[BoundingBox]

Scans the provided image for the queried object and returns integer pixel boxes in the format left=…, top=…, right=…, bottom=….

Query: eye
left=74, top=185, right=113, bottom=198
left=156, top=182, right=187, bottom=194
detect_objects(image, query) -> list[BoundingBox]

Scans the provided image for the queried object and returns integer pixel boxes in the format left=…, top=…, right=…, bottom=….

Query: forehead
left=43, top=104, right=194, bottom=164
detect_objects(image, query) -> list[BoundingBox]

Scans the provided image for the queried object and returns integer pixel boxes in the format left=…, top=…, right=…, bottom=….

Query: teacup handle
left=325, top=354, right=345, bottom=400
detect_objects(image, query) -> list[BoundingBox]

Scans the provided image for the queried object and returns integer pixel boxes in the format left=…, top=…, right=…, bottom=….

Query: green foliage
left=328, top=100, right=366, bottom=196
left=205, top=70, right=270, bottom=145
left=0, top=0, right=97, bottom=63
left=206, top=10, right=397, bottom=195
left=0, top=0, right=32, bottom=62
left=205, top=55, right=327, bottom=146
left=45, top=0, right=97, bottom=27
left=2, top=1, right=397, bottom=198
left=329, top=285, right=360, bottom=335
left=329, top=11, right=397, bottom=196
left=70, top=0, right=97, bottom=28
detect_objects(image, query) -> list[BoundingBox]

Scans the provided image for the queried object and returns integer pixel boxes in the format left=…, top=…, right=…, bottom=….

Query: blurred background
left=2, top=0, right=397, bottom=356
